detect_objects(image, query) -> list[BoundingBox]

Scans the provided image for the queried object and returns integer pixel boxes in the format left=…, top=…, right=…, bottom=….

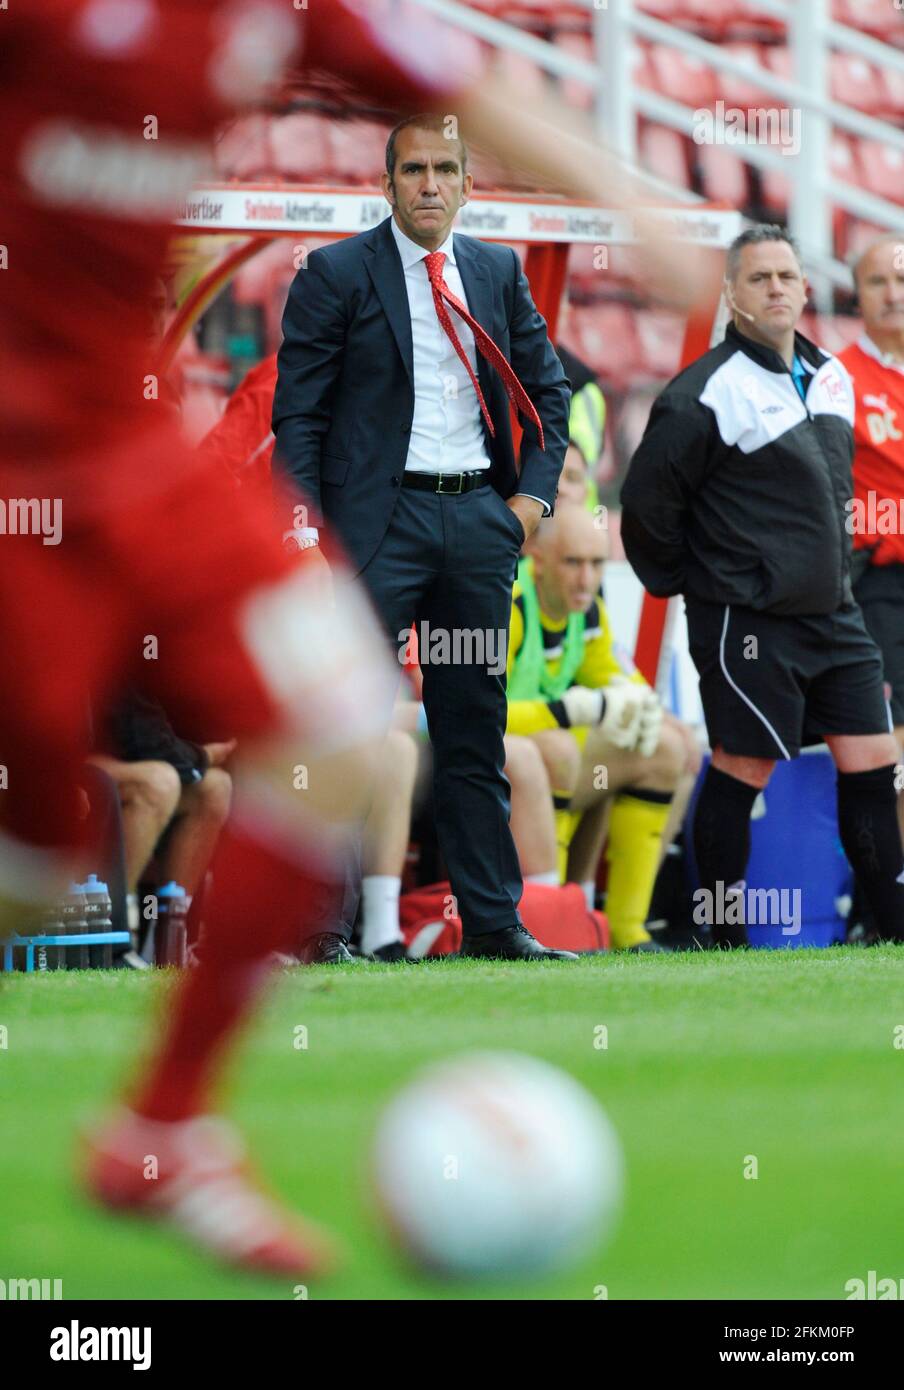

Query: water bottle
left=155, top=881, right=188, bottom=967
left=61, top=883, right=89, bottom=970
left=82, top=873, right=114, bottom=969
left=34, top=900, right=65, bottom=971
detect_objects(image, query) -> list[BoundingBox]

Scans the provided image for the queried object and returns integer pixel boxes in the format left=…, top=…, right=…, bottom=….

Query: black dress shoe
left=299, top=932, right=356, bottom=964
left=369, top=941, right=419, bottom=963
left=459, top=925, right=578, bottom=962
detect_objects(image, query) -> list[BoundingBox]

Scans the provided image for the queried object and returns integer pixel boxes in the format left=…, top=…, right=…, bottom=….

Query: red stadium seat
left=831, top=52, right=885, bottom=115
left=715, top=43, right=778, bottom=109
left=634, top=309, right=686, bottom=381
left=649, top=44, right=718, bottom=107
left=329, top=120, right=387, bottom=185
left=880, top=62, right=904, bottom=119
left=213, top=114, right=275, bottom=181
left=855, top=140, right=904, bottom=206
left=717, top=1, right=786, bottom=41
left=562, top=304, right=641, bottom=393
left=638, top=122, right=692, bottom=190
left=268, top=112, right=335, bottom=181
left=837, top=217, right=886, bottom=262
left=553, top=31, right=594, bottom=112
left=833, top=0, right=897, bottom=42
left=696, top=141, right=752, bottom=210
left=491, top=45, right=549, bottom=97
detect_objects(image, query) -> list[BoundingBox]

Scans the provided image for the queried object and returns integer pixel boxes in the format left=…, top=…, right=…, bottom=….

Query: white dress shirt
left=290, top=217, right=549, bottom=545
left=390, top=217, right=548, bottom=512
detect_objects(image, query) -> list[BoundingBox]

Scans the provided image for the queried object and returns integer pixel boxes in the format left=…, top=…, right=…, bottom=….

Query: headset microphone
left=725, top=285, right=757, bottom=324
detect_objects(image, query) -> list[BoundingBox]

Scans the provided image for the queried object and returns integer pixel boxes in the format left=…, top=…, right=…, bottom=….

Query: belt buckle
left=436, top=472, right=464, bottom=495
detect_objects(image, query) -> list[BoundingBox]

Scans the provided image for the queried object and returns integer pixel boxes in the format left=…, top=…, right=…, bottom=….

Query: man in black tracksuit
left=621, top=224, right=904, bottom=947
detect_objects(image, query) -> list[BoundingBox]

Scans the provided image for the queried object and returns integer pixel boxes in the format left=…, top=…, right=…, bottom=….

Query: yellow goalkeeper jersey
left=506, top=557, right=646, bottom=736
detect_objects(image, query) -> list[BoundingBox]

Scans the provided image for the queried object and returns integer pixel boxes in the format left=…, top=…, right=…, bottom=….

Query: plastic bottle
left=154, top=881, right=188, bottom=967
left=82, top=873, right=114, bottom=969
left=34, top=900, right=65, bottom=972
left=61, top=883, right=89, bottom=970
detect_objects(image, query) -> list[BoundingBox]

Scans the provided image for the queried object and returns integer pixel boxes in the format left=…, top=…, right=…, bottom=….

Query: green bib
left=508, top=557, right=587, bottom=702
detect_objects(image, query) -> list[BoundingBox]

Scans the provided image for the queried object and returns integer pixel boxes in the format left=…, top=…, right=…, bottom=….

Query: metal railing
left=413, top=0, right=904, bottom=299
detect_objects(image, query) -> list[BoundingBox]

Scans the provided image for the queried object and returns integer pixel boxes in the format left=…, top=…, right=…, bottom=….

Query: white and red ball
left=372, top=1052, right=623, bottom=1278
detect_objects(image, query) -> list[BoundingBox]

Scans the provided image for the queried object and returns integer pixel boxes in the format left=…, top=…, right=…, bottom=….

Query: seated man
left=506, top=505, right=694, bottom=951
left=90, top=691, right=235, bottom=960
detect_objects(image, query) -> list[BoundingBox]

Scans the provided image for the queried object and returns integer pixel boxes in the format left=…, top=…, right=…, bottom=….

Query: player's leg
left=156, top=767, right=233, bottom=899
left=684, top=601, right=800, bottom=947
left=529, top=727, right=583, bottom=882
left=824, top=733, right=904, bottom=944
left=82, top=465, right=397, bottom=1275
left=570, top=719, right=686, bottom=950
left=504, top=734, right=559, bottom=885
left=359, top=729, right=419, bottom=958
left=809, top=608, right=904, bottom=943
left=86, top=757, right=183, bottom=891
left=657, top=714, right=704, bottom=869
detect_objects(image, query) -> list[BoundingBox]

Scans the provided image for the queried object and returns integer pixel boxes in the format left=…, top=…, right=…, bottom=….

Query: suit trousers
left=341, top=481, right=526, bottom=938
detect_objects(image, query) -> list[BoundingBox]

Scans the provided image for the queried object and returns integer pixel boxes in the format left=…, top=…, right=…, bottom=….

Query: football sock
left=692, top=765, right=759, bottom=948
left=836, top=765, right=904, bottom=943
left=605, top=788, right=672, bottom=949
left=553, top=790, right=581, bottom=883
left=359, top=874, right=402, bottom=954
left=132, top=823, right=343, bottom=1122
left=526, top=870, right=559, bottom=887
left=581, top=880, right=596, bottom=911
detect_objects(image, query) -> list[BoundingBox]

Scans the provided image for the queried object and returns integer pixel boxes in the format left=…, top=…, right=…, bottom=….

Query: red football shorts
left=0, top=428, right=393, bottom=859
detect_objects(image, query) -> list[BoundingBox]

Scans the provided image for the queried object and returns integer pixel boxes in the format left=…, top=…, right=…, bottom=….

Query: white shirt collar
left=857, top=333, right=904, bottom=374
left=390, top=214, right=456, bottom=270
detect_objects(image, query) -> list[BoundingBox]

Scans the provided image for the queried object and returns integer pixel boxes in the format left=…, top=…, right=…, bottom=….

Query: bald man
left=505, top=506, right=695, bottom=951
left=839, top=236, right=904, bottom=860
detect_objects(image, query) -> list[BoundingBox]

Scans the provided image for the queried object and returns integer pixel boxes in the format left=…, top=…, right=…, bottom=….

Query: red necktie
left=424, top=251, right=545, bottom=452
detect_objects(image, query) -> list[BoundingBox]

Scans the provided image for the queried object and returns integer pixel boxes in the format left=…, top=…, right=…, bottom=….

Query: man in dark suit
left=273, top=113, right=574, bottom=961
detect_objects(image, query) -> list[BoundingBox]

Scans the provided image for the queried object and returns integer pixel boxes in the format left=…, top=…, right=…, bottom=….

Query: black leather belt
left=401, top=470, right=490, bottom=495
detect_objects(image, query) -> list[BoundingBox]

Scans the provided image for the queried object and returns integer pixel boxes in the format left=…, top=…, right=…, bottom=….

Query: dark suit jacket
left=272, top=215, right=570, bottom=573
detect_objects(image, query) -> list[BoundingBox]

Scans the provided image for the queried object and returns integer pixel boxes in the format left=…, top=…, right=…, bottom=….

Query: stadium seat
left=856, top=140, right=904, bottom=206
left=269, top=113, right=335, bottom=181
left=695, top=141, right=752, bottom=210
left=638, top=122, right=693, bottom=190
left=833, top=0, right=897, bottom=42
left=213, top=114, right=274, bottom=181
left=718, top=1, right=786, bottom=41
left=837, top=217, right=887, bottom=262
left=634, top=309, right=686, bottom=381
left=563, top=304, right=641, bottom=393
left=714, top=43, right=777, bottom=109
left=553, top=31, right=595, bottom=111
left=329, top=120, right=386, bottom=185
left=761, top=133, right=858, bottom=229
left=649, top=44, right=718, bottom=107
left=831, top=52, right=886, bottom=115
left=491, top=45, right=549, bottom=98
left=879, top=62, right=904, bottom=119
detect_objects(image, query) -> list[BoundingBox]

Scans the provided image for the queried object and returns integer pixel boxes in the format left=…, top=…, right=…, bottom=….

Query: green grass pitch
left=1, top=949, right=901, bottom=1301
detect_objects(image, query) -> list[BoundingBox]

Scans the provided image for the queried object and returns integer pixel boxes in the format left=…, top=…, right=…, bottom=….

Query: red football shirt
left=838, top=337, right=904, bottom=566
left=0, top=0, right=482, bottom=508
